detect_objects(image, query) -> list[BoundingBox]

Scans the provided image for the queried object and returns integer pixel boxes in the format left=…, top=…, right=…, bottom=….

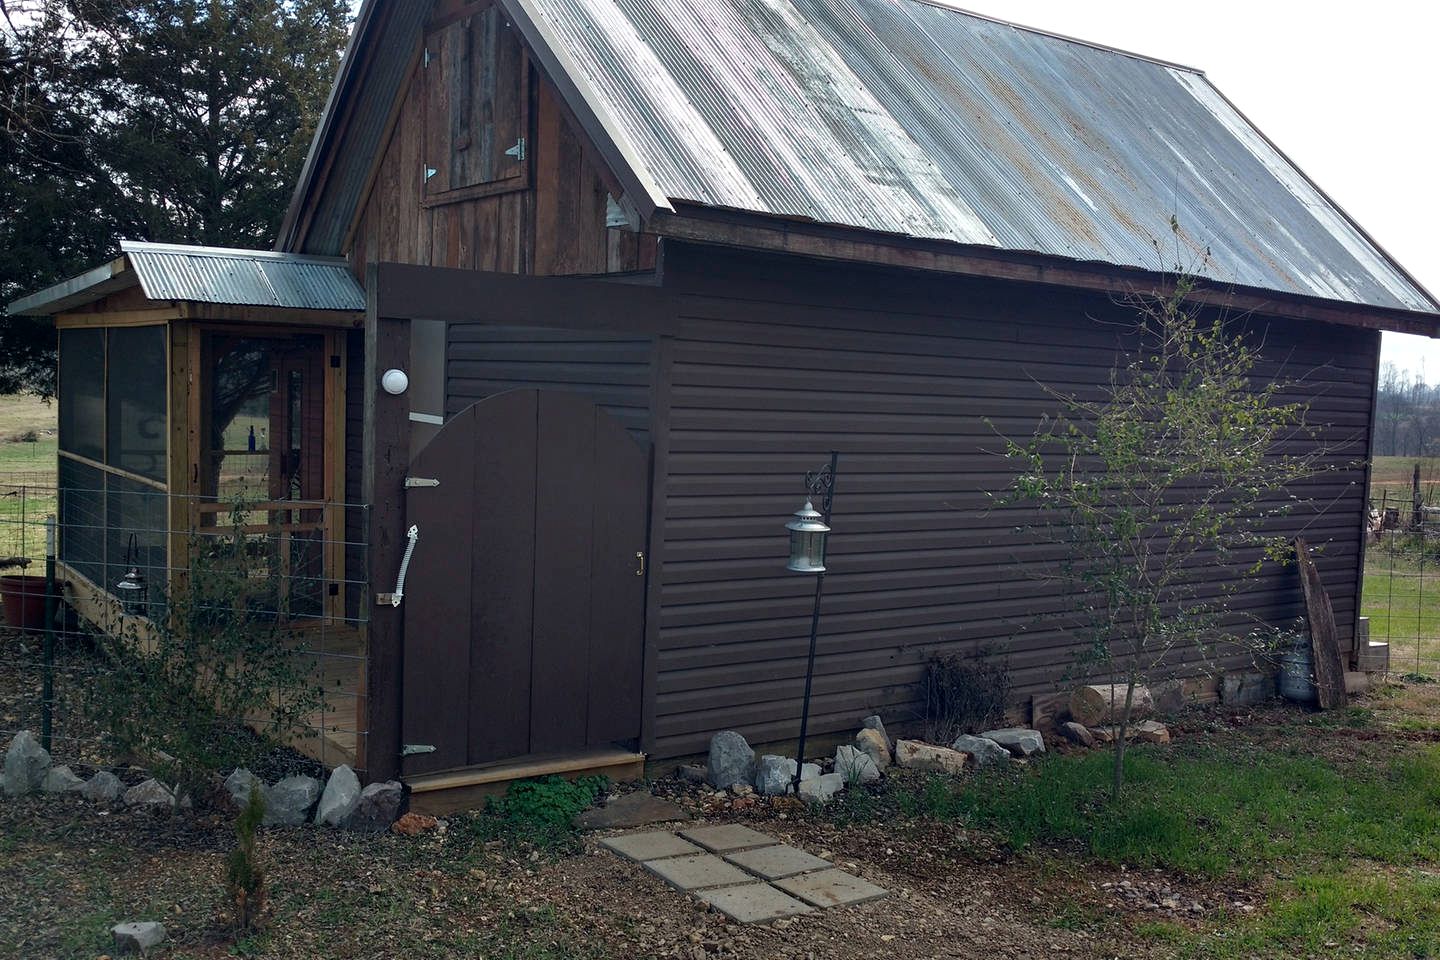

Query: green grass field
left=0, top=395, right=58, bottom=567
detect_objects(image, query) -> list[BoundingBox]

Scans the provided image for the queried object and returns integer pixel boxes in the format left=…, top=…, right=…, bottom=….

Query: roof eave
left=6, top=256, right=134, bottom=317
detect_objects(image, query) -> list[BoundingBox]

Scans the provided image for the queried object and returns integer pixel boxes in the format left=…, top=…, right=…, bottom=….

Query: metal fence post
left=41, top=514, right=56, bottom=753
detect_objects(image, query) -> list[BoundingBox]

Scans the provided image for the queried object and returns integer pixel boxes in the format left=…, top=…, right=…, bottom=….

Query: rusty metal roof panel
left=122, top=241, right=365, bottom=311
left=518, top=0, right=1435, bottom=312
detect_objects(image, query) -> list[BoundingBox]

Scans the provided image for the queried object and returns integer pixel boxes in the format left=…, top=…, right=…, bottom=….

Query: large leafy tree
left=0, top=0, right=349, bottom=395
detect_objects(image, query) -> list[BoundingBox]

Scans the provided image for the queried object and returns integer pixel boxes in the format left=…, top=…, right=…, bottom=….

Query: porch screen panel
left=58, top=328, right=104, bottom=461
left=58, top=456, right=105, bottom=589
left=105, top=326, right=167, bottom=481
left=105, top=476, right=168, bottom=607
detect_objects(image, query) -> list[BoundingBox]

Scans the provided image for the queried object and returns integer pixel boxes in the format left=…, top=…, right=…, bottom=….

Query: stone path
left=599, top=825, right=887, bottom=924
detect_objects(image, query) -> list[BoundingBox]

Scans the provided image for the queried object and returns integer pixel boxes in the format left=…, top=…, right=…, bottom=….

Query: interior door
left=401, top=389, right=648, bottom=776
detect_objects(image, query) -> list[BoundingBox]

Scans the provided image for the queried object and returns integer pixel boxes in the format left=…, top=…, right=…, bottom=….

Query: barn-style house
left=11, top=0, right=1437, bottom=808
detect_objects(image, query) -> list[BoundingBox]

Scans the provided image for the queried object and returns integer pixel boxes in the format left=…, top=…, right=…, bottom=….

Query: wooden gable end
left=348, top=0, right=657, bottom=278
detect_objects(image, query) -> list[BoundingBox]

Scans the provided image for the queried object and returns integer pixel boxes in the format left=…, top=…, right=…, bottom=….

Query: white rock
left=123, top=778, right=175, bottom=808
left=854, top=728, right=891, bottom=770
left=80, top=770, right=123, bottom=803
left=224, top=768, right=264, bottom=810
left=861, top=715, right=893, bottom=750
left=112, top=920, right=166, bottom=953
left=754, top=755, right=796, bottom=795
left=41, top=764, right=85, bottom=793
left=263, top=775, right=321, bottom=826
left=2, top=730, right=51, bottom=797
left=894, top=739, right=967, bottom=775
left=979, top=728, right=1046, bottom=757
left=799, top=771, right=846, bottom=803
left=950, top=734, right=1012, bottom=767
left=315, top=765, right=362, bottom=826
left=706, top=731, right=756, bottom=789
left=834, top=745, right=880, bottom=783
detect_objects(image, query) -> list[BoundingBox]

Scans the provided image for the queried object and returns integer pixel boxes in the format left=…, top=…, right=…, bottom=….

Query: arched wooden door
left=400, top=389, right=648, bottom=777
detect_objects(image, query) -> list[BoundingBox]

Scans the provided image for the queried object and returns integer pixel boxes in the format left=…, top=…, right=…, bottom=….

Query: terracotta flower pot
left=0, top=574, right=48, bottom=632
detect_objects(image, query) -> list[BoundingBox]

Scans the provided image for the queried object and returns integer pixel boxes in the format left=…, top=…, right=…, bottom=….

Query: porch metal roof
left=7, top=241, right=365, bottom=316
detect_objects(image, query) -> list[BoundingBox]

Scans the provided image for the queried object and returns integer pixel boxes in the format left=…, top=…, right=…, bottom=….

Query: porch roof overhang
left=7, top=240, right=366, bottom=322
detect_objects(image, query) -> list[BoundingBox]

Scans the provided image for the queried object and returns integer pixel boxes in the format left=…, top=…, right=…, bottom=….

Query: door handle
left=634, top=551, right=645, bottom=577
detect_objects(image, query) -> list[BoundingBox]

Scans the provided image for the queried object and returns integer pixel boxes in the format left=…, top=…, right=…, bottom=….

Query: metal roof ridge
left=119, top=239, right=352, bottom=267
left=908, top=0, right=1208, bottom=76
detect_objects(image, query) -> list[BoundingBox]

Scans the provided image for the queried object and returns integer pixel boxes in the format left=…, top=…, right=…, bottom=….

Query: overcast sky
left=947, top=0, right=1439, bottom=376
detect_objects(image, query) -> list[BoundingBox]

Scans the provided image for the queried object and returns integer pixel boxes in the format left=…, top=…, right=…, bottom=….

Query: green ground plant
left=226, top=786, right=268, bottom=935
left=456, top=775, right=609, bottom=855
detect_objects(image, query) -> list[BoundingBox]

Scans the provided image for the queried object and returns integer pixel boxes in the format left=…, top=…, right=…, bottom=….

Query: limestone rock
left=314, top=765, right=361, bottom=826
left=894, top=739, right=967, bottom=775
left=123, top=778, right=175, bottom=809
left=81, top=770, right=123, bottom=804
left=41, top=764, right=85, bottom=793
left=755, top=755, right=797, bottom=796
left=3, top=730, right=50, bottom=797
left=112, top=920, right=166, bottom=954
left=861, top=715, right=893, bottom=751
left=1089, top=725, right=1119, bottom=744
left=1060, top=722, right=1096, bottom=748
left=1131, top=720, right=1171, bottom=745
left=979, top=728, right=1046, bottom=758
left=833, top=745, right=880, bottom=783
left=224, top=768, right=264, bottom=810
left=706, top=731, right=755, bottom=789
left=799, top=771, right=845, bottom=803
left=345, top=780, right=404, bottom=832
left=1152, top=680, right=1187, bottom=715
left=950, top=734, right=1011, bottom=767
left=1220, top=671, right=1275, bottom=707
left=263, top=775, right=321, bottom=826
left=854, top=728, right=891, bottom=770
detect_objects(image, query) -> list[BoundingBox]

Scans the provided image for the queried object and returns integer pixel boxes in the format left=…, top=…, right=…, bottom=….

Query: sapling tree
left=996, top=264, right=1339, bottom=798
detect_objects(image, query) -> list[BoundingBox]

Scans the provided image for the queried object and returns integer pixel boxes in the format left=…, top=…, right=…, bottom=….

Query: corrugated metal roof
left=510, top=0, right=1434, bottom=312
left=122, top=241, right=365, bottom=311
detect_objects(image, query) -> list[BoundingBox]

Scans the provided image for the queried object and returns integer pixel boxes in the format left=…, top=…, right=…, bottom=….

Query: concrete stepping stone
left=644, top=852, right=755, bottom=891
left=696, top=882, right=816, bottom=923
left=679, top=823, right=775, bottom=853
left=599, top=831, right=702, bottom=862
left=574, top=793, right=690, bottom=830
left=775, top=868, right=888, bottom=908
left=723, top=844, right=832, bottom=880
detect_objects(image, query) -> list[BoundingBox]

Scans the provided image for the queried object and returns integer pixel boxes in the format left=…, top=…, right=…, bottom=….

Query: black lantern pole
left=789, top=451, right=837, bottom=796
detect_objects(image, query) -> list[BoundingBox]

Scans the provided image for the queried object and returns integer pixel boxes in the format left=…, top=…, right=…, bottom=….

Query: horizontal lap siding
left=446, top=324, right=654, bottom=445
left=650, top=248, right=1378, bottom=759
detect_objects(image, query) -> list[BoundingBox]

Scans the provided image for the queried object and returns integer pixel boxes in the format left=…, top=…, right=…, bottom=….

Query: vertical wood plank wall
left=646, top=245, right=1377, bottom=759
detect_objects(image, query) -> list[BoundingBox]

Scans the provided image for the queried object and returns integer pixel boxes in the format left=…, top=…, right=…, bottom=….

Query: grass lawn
left=0, top=395, right=59, bottom=567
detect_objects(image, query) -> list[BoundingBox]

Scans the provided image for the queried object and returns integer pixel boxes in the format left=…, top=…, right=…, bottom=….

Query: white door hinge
left=504, top=137, right=526, bottom=162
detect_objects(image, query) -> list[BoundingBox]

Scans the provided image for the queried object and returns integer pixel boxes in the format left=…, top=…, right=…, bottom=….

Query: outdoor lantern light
left=115, top=533, right=148, bottom=616
left=786, top=500, right=830, bottom=574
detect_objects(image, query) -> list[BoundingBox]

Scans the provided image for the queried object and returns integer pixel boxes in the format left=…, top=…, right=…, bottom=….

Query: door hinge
left=504, top=137, right=526, bottom=162
left=402, top=743, right=436, bottom=757
left=404, top=477, right=439, bottom=488
left=423, top=47, right=432, bottom=68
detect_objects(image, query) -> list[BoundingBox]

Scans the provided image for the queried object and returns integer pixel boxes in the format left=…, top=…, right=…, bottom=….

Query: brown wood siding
left=344, top=328, right=366, bottom=621
left=349, top=29, right=656, bottom=277
left=648, top=245, right=1377, bottom=759
left=447, top=323, right=653, bottom=445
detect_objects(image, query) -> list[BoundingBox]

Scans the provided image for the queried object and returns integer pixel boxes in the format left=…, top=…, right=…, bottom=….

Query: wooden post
left=363, top=263, right=411, bottom=783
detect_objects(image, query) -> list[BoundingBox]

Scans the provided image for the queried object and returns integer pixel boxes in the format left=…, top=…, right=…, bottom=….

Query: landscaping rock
left=1060, top=722, right=1097, bottom=748
left=391, top=812, right=440, bottom=836
left=854, top=728, right=891, bottom=770
left=3, top=729, right=50, bottom=797
left=41, top=764, right=85, bottom=793
left=861, top=715, right=893, bottom=751
left=755, top=755, right=797, bottom=795
left=676, top=763, right=708, bottom=784
left=112, top=920, right=166, bottom=954
left=833, top=745, right=880, bottom=783
left=799, top=772, right=845, bottom=803
left=1221, top=671, right=1275, bottom=706
left=81, top=770, right=123, bottom=804
left=979, top=728, right=1046, bottom=758
left=263, top=775, right=321, bottom=826
left=1089, top=725, right=1119, bottom=744
left=314, top=765, right=361, bottom=826
left=1152, top=680, right=1187, bottom=715
left=950, top=734, right=1011, bottom=767
left=224, top=768, right=264, bottom=810
left=573, top=791, right=689, bottom=829
left=123, top=778, right=175, bottom=809
left=345, top=780, right=404, bottom=832
left=706, top=731, right=756, bottom=789
left=894, top=739, right=967, bottom=775
left=1131, top=720, right=1171, bottom=744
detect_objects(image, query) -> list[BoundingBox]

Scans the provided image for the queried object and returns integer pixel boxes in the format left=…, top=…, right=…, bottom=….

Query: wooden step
left=406, top=748, right=646, bottom=816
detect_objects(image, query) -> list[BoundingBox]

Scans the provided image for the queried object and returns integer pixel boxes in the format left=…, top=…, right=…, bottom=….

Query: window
left=106, top=326, right=167, bottom=482
left=59, top=328, right=104, bottom=461
left=423, top=3, right=529, bottom=202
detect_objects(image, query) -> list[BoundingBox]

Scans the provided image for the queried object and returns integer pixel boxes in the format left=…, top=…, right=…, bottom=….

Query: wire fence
left=1366, top=459, right=1440, bottom=678
left=0, top=480, right=370, bottom=778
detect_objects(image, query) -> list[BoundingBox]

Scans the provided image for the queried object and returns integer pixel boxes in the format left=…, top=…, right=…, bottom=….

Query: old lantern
left=115, top=533, right=148, bottom=616
left=786, top=499, right=830, bottom=574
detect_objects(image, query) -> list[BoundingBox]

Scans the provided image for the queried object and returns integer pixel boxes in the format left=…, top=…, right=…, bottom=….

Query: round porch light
left=381, top=368, right=409, bottom=395
left=785, top=500, right=830, bottom=574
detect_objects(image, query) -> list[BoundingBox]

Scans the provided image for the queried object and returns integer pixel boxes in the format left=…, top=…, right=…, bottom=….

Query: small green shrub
left=459, top=775, right=608, bottom=854
left=226, top=786, right=267, bottom=935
